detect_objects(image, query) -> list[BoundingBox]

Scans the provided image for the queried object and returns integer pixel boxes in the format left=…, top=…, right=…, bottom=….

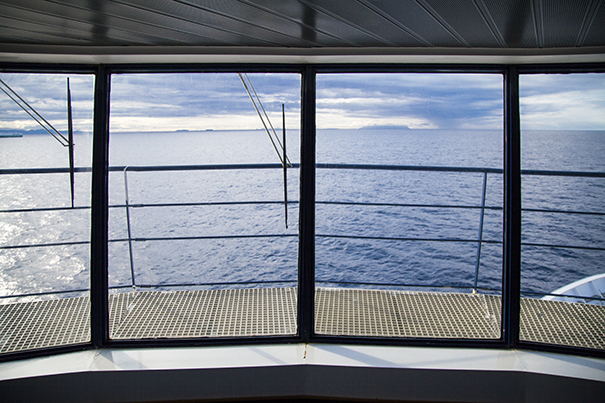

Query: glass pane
left=315, top=73, right=504, bottom=339
left=0, top=73, right=94, bottom=353
left=108, top=73, right=300, bottom=339
left=520, top=73, right=605, bottom=350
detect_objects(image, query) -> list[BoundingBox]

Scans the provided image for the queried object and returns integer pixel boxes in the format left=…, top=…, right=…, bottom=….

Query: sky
left=0, top=71, right=604, bottom=134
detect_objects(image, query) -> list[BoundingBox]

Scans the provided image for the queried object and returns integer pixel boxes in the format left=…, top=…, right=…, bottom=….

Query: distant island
left=360, top=125, right=411, bottom=130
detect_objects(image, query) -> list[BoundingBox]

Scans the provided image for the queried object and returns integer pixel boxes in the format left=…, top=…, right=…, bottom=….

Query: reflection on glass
left=315, top=73, right=504, bottom=339
left=520, top=73, right=605, bottom=350
left=0, top=73, right=94, bottom=353
left=108, top=73, right=300, bottom=339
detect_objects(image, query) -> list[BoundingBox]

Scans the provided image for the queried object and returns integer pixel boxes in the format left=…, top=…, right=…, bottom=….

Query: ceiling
left=1, top=0, right=604, bottom=64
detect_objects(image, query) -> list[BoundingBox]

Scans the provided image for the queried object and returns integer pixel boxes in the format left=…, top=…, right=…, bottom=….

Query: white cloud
left=521, top=89, right=605, bottom=130
left=316, top=108, right=435, bottom=129
left=110, top=112, right=300, bottom=132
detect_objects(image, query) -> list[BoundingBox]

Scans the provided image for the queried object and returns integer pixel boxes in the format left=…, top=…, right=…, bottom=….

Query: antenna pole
left=67, top=78, right=75, bottom=208
left=282, top=103, right=288, bottom=228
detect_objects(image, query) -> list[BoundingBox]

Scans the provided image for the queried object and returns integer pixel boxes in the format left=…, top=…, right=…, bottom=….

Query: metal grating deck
left=1, top=288, right=604, bottom=354
left=520, top=297, right=605, bottom=350
left=315, top=288, right=502, bottom=339
left=0, top=297, right=90, bottom=354
left=109, top=288, right=297, bottom=339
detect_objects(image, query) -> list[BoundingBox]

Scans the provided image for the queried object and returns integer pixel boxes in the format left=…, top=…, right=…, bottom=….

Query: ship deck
left=1, top=287, right=604, bottom=354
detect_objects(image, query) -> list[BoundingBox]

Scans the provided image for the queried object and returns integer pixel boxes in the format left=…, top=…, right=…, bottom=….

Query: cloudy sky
left=0, top=71, right=603, bottom=134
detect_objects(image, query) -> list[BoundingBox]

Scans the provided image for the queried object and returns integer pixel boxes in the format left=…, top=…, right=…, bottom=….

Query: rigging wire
left=0, top=77, right=76, bottom=207
left=237, top=73, right=292, bottom=167
left=238, top=73, right=291, bottom=228
left=0, top=78, right=70, bottom=147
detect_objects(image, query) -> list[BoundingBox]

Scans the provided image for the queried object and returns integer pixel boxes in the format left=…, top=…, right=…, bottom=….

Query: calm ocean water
left=1, top=129, right=604, bottom=299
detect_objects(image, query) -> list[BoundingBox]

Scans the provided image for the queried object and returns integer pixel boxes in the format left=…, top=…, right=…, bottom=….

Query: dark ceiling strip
left=576, top=0, right=603, bottom=47
left=298, top=0, right=398, bottom=46
left=237, top=0, right=356, bottom=47
left=174, top=0, right=320, bottom=47
left=81, top=0, right=256, bottom=46
left=357, top=0, right=433, bottom=47
left=0, top=18, right=96, bottom=46
left=2, top=0, right=147, bottom=45
left=0, top=3, right=111, bottom=45
left=106, top=0, right=247, bottom=46
left=5, top=0, right=206, bottom=46
left=530, top=0, right=544, bottom=48
left=472, top=0, right=507, bottom=48
left=414, top=0, right=471, bottom=47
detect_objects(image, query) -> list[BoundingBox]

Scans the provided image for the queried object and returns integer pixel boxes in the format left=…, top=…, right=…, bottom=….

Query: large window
left=0, top=73, right=94, bottom=353
left=519, top=73, right=605, bottom=350
left=314, top=72, right=504, bottom=339
left=0, top=65, right=603, bottom=360
left=107, top=72, right=301, bottom=339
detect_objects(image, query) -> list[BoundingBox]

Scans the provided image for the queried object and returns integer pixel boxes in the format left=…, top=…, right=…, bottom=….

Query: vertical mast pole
left=67, top=78, right=75, bottom=208
left=283, top=103, right=288, bottom=228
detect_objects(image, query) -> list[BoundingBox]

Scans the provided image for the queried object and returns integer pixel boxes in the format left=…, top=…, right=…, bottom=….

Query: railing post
left=473, top=171, right=488, bottom=293
left=90, top=65, right=110, bottom=347
left=503, top=66, right=522, bottom=347
left=123, top=167, right=136, bottom=288
left=299, top=65, right=316, bottom=342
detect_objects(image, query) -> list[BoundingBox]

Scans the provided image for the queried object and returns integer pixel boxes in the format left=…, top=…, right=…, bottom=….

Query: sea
left=1, top=128, right=604, bottom=300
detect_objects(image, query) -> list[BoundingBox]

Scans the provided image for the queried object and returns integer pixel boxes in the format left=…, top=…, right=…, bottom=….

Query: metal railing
left=1, top=163, right=604, bottom=300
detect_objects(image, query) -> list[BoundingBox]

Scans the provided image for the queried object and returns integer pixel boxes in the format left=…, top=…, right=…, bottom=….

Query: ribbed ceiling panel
left=234, top=0, right=358, bottom=46
left=420, top=0, right=502, bottom=47
left=542, top=0, right=594, bottom=48
left=299, top=0, right=427, bottom=47
left=361, top=0, right=464, bottom=47
left=0, top=0, right=603, bottom=51
left=483, top=0, right=538, bottom=48
left=582, top=0, right=605, bottom=47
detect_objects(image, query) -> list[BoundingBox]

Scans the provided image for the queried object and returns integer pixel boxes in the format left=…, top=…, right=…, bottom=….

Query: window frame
left=0, top=62, right=603, bottom=362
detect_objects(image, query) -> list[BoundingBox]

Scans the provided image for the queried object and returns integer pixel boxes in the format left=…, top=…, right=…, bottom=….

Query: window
left=107, top=72, right=301, bottom=339
left=314, top=72, right=504, bottom=339
left=519, top=73, right=605, bottom=350
left=1, top=65, right=603, bottom=360
left=0, top=72, right=94, bottom=353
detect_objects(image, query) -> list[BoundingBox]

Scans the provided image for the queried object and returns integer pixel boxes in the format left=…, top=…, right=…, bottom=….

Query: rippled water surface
left=1, top=129, right=604, bottom=298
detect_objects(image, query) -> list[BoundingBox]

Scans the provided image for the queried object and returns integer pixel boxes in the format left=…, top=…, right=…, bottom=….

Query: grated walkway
left=1, top=288, right=604, bottom=354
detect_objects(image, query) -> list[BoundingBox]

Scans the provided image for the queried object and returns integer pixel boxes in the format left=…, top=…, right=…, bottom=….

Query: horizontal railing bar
left=0, top=206, right=90, bottom=214
left=521, top=290, right=605, bottom=302
left=318, top=234, right=603, bottom=251
left=521, top=242, right=605, bottom=251
left=124, top=200, right=300, bottom=209
left=132, top=280, right=298, bottom=289
left=2, top=163, right=603, bottom=178
left=107, top=235, right=297, bottom=243
left=521, top=169, right=605, bottom=178
left=0, top=288, right=89, bottom=299
left=316, top=280, right=501, bottom=292
left=0, top=167, right=91, bottom=175
left=0, top=241, right=90, bottom=250
left=320, top=202, right=603, bottom=216
left=4, top=284, right=601, bottom=302
left=316, top=233, right=503, bottom=244
left=316, top=163, right=502, bottom=174
left=2, top=203, right=602, bottom=217
left=113, top=163, right=294, bottom=172
left=522, top=207, right=605, bottom=216
left=318, top=163, right=605, bottom=178
left=129, top=234, right=298, bottom=242
left=5, top=236, right=600, bottom=252
left=317, top=200, right=503, bottom=210
left=109, top=285, right=135, bottom=290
